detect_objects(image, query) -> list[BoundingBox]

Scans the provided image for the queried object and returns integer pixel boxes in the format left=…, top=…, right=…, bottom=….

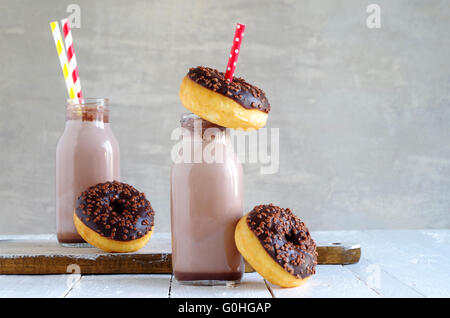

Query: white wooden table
left=1, top=230, right=449, bottom=298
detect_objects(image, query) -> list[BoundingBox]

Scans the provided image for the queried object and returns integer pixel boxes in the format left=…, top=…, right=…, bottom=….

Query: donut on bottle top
left=179, top=66, right=270, bottom=130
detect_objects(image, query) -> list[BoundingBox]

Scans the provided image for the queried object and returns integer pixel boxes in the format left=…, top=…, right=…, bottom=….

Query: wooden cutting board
left=0, top=233, right=360, bottom=274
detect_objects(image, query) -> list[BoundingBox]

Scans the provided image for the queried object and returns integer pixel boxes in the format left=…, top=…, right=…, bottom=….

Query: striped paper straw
left=61, top=18, right=83, bottom=98
left=50, top=21, right=76, bottom=99
left=224, top=23, right=246, bottom=81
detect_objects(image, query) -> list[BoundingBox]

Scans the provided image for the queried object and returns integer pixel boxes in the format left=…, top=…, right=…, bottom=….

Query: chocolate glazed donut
left=187, top=66, right=270, bottom=113
left=235, top=204, right=317, bottom=287
left=179, top=66, right=270, bottom=130
left=73, top=181, right=155, bottom=253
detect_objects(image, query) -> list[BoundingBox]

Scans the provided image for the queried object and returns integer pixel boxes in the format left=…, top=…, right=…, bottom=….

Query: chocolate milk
left=170, top=114, right=244, bottom=284
left=56, top=99, right=120, bottom=244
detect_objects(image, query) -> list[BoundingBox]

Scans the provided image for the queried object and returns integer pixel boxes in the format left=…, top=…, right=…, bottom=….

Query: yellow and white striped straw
left=50, top=21, right=76, bottom=99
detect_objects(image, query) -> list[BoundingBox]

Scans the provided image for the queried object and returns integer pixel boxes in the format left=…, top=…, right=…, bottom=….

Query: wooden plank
left=268, top=265, right=379, bottom=298
left=316, top=242, right=360, bottom=264
left=360, top=230, right=450, bottom=297
left=311, top=230, right=428, bottom=297
left=0, top=274, right=80, bottom=298
left=344, top=258, right=423, bottom=298
left=170, top=272, right=272, bottom=298
left=0, top=233, right=171, bottom=274
left=312, top=230, right=450, bottom=297
left=0, top=233, right=360, bottom=274
left=65, top=274, right=171, bottom=298
left=367, top=229, right=450, bottom=261
left=1, top=230, right=448, bottom=298
left=0, top=233, right=172, bottom=254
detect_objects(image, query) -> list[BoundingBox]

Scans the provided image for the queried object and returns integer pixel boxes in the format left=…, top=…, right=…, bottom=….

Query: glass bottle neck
left=180, top=113, right=227, bottom=144
left=65, top=98, right=110, bottom=123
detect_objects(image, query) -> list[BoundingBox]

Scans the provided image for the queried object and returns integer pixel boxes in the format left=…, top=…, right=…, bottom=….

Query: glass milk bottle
left=56, top=98, right=120, bottom=246
left=170, top=113, right=244, bottom=285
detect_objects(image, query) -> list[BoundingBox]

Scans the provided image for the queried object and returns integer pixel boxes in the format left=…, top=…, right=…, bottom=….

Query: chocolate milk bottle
left=170, top=114, right=244, bottom=285
left=56, top=98, right=120, bottom=245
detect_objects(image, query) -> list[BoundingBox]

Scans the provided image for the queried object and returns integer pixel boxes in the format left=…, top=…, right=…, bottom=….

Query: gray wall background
left=1, top=0, right=449, bottom=234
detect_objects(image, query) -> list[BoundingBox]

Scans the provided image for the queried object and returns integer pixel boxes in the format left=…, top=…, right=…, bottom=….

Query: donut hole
left=284, top=231, right=299, bottom=246
left=111, top=199, right=126, bottom=214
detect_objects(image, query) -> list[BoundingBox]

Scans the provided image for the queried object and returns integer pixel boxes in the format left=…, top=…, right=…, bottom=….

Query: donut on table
left=73, top=181, right=155, bottom=253
left=179, top=66, right=270, bottom=130
left=235, top=204, right=317, bottom=288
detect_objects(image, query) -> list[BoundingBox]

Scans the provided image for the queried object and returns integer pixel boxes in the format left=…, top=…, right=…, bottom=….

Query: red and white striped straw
left=61, top=18, right=83, bottom=98
left=224, top=23, right=246, bottom=82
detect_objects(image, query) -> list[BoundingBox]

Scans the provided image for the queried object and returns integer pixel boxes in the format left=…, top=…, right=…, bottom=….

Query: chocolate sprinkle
left=75, top=181, right=155, bottom=241
left=247, top=204, right=317, bottom=279
left=187, top=66, right=271, bottom=113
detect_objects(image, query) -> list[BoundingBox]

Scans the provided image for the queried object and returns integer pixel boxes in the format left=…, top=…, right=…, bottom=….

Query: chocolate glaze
left=75, top=181, right=155, bottom=241
left=187, top=66, right=271, bottom=113
left=247, top=204, right=317, bottom=279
